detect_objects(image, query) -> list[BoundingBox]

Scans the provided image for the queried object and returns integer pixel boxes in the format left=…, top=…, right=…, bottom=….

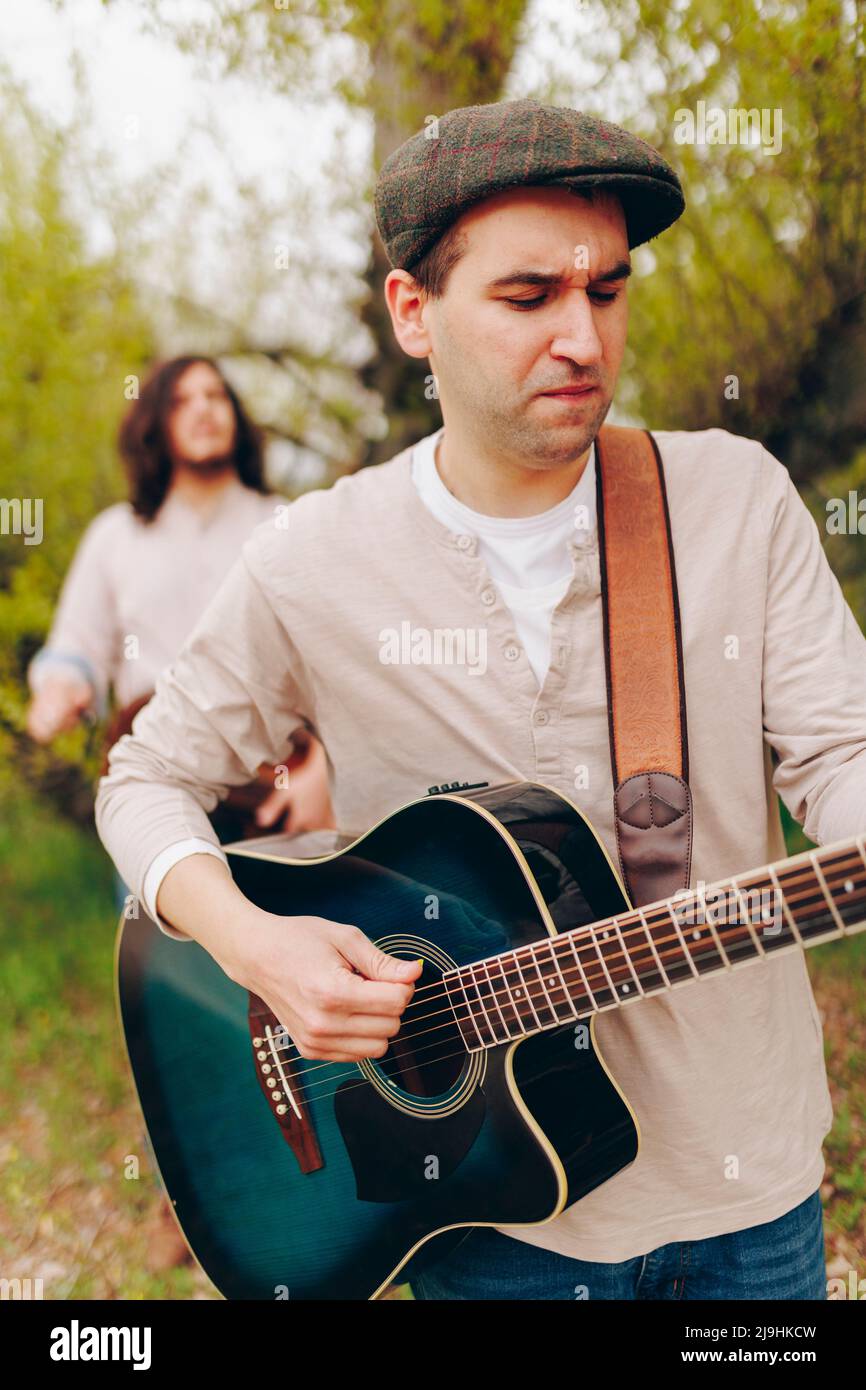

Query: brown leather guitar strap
left=594, top=424, right=693, bottom=908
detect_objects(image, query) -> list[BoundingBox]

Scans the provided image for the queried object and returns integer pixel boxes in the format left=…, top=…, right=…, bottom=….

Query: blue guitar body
left=116, top=782, right=639, bottom=1299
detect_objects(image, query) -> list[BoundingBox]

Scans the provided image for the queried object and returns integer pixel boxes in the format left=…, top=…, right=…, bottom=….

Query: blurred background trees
left=1, top=0, right=864, bottom=1300
left=3, top=0, right=866, bottom=819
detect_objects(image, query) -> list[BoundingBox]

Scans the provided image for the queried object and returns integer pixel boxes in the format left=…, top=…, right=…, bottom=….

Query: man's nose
left=549, top=292, right=604, bottom=365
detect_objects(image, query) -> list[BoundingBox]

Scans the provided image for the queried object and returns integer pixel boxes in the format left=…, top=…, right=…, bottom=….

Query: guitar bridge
left=248, top=993, right=324, bottom=1174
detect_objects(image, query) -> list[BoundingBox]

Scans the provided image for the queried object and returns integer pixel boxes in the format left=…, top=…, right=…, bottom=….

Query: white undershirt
left=411, top=426, right=597, bottom=687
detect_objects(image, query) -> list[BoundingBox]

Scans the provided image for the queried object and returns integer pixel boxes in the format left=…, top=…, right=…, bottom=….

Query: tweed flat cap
left=374, top=98, right=685, bottom=270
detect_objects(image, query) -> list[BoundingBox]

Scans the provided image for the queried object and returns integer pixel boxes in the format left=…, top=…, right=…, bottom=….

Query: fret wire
left=617, top=910, right=666, bottom=992
left=536, top=939, right=574, bottom=1021
left=587, top=920, right=621, bottom=1000
left=817, top=848, right=866, bottom=879
left=547, top=937, right=582, bottom=1019
left=463, top=964, right=497, bottom=1046
left=456, top=860, right=866, bottom=1052
left=816, top=852, right=866, bottom=927
left=563, top=929, right=601, bottom=1011
left=665, top=899, right=702, bottom=979
left=476, top=958, right=511, bottom=1041
left=525, top=942, right=560, bottom=1023
left=446, top=972, right=485, bottom=1050
left=511, top=950, right=544, bottom=1030
left=445, top=849, right=866, bottom=1055
left=773, top=857, right=833, bottom=901
left=559, top=882, right=866, bottom=988
left=730, top=875, right=769, bottom=957
left=567, top=916, right=661, bottom=998
left=767, top=863, right=806, bottom=948
left=609, top=916, right=645, bottom=998
left=503, top=950, right=539, bottom=1031
left=642, top=904, right=694, bottom=980
left=693, top=882, right=731, bottom=969
left=636, top=905, right=672, bottom=986
left=736, top=870, right=798, bottom=948
left=809, top=851, right=847, bottom=936
left=493, top=956, right=528, bottom=1036
left=773, top=862, right=836, bottom=933
left=467, top=886, right=866, bottom=1053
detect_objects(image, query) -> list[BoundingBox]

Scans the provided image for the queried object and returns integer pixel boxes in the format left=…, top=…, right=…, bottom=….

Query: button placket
left=530, top=540, right=597, bottom=779
left=445, top=532, right=541, bottom=702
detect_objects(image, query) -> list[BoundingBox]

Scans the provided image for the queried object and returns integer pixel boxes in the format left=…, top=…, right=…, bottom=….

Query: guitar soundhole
left=376, top=961, right=465, bottom=1099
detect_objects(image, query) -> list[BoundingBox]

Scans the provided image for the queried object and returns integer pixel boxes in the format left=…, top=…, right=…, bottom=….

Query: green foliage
left=0, top=74, right=153, bottom=795
left=803, top=444, right=866, bottom=629
left=600, top=0, right=866, bottom=454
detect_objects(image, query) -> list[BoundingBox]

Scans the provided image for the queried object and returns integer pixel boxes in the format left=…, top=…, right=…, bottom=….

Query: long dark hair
left=118, top=356, right=269, bottom=520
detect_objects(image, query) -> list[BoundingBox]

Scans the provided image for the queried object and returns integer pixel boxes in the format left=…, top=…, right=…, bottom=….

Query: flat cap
left=374, top=98, right=685, bottom=270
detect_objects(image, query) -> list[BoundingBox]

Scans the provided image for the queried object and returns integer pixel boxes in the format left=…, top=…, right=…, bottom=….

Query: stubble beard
left=469, top=384, right=612, bottom=472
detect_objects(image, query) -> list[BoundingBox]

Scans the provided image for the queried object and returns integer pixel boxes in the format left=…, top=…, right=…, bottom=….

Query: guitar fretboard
left=443, top=836, right=866, bottom=1050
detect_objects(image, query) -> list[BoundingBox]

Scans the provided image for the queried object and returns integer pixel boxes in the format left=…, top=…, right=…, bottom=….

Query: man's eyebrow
left=484, top=260, right=633, bottom=291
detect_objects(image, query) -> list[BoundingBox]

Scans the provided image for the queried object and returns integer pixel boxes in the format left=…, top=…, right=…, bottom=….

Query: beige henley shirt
left=95, top=425, right=866, bottom=1262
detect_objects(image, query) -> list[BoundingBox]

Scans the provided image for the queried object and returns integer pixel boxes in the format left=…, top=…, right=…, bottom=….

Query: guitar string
left=260, top=856, right=865, bottom=1053
left=248, top=860, right=866, bottom=1091
left=269, top=909, right=865, bottom=1112
left=295, top=847, right=864, bottom=1018
left=263, top=850, right=864, bottom=1019
left=239, top=839, right=866, bottom=1017
left=244, top=865, right=866, bottom=1106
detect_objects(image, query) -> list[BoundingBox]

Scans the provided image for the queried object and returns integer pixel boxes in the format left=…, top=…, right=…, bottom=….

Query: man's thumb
left=345, top=935, right=423, bottom=981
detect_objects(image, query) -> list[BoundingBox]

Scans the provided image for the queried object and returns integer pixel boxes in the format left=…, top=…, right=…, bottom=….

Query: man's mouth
left=539, top=385, right=598, bottom=397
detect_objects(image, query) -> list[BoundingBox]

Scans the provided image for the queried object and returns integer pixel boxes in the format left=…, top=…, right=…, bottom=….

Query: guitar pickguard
left=333, top=1070, right=486, bottom=1202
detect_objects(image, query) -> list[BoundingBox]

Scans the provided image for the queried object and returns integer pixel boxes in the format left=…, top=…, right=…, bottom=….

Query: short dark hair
left=406, top=222, right=469, bottom=300
left=407, top=187, right=614, bottom=301
left=117, top=355, right=269, bottom=522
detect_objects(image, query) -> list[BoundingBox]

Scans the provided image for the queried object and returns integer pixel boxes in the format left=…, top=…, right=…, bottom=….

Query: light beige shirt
left=28, top=476, right=286, bottom=715
left=96, top=426, right=866, bottom=1262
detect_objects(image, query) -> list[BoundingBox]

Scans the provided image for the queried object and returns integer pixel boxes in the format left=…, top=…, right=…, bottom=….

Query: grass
left=0, top=785, right=862, bottom=1299
left=0, top=780, right=215, bottom=1298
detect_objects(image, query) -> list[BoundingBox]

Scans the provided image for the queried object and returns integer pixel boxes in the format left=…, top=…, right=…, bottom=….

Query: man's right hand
left=217, top=912, right=424, bottom=1062
left=26, top=674, right=94, bottom=743
left=155, top=852, right=423, bottom=1063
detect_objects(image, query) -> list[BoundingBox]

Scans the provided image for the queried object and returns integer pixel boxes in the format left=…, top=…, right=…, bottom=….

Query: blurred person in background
left=25, top=356, right=334, bottom=1271
left=26, top=354, right=333, bottom=857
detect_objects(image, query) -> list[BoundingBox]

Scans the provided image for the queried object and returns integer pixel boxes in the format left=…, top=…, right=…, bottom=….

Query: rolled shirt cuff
left=142, top=838, right=229, bottom=940
left=28, top=649, right=107, bottom=718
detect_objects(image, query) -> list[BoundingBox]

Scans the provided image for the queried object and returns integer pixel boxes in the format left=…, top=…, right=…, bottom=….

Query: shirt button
left=504, top=644, right=520, bottom=662
left=456, top=533, right=474, bottom=551
left=533, top=709, right=550, bottom=726
left=481, top=587, right=496, bottom=606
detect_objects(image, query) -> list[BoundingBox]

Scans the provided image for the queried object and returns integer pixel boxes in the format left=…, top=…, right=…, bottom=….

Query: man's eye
left=504, top=289, right=621, bottom=310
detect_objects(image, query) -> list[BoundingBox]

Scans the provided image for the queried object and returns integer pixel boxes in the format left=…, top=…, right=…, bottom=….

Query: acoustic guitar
left=115, top=780, right=865, bottom=1299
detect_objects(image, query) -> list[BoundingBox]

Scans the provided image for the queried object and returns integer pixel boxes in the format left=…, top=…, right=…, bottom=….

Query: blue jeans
left=410, top=1189, right=827, bottom=1300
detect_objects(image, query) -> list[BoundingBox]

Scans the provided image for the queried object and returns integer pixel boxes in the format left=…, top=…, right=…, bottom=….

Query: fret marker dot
left=621, top=984, right=630, bottom=994
left=844, top=879, right=854, bottom=893
left=515, top=988, right=522, bottom=997
left=602, top=930, right=610, bottom=939
left=691, top=929, right=701, bottom=940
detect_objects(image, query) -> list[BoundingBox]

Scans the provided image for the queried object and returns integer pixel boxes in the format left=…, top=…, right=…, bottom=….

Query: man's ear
left=383, top=269, right=433, bottom=360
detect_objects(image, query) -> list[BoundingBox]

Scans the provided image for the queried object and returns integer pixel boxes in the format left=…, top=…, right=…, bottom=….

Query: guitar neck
left=444, top=834, right=866, bottom=1051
